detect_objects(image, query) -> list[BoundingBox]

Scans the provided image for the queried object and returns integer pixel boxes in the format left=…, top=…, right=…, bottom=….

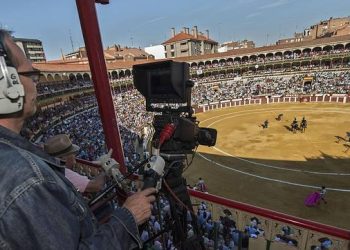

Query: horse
left=291, top=121, right=299, bottom=133
left=261, top=120, right=269, bottom=129
left=261, top=120, right=269, bottom=128
left=300, top=119, right=307, bottom=133
left=276, top=114, right=283, bottom=121
left=346, top=132, right=350, bottom=141
left=335, top=134, right=350, bottom=143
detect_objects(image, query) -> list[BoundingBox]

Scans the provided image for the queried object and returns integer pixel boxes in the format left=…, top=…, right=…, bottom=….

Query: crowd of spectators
left=23, top=95, right=96, bottom=139
left=37, top=80, right=92, bottom=95
left=141, top=196, right=335, bottom=249
left=191, top=71, right=350, bottom=105
left=140, top=196, right=175, bottom=249
left=113, top=89, right=154, bottom=135
left=190, top=48, right=350, bottom=70
left=140, top=197, right=269, bottom=249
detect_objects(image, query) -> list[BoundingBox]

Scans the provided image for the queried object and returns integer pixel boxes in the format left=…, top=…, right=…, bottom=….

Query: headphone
left=0, top=31, right=25, bottom=115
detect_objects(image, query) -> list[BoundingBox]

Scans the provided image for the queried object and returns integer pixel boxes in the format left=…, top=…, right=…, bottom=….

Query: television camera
left=132, top=60, right=217, bottom=249
left=133, top=60, right=217, bottom=154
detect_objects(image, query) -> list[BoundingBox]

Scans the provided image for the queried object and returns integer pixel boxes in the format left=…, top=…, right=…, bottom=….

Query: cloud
left=246, top=12, right=262, bottom=19
left=144, top=16, right=167, bottom=24
left=259, top=0, right=290, bottom=9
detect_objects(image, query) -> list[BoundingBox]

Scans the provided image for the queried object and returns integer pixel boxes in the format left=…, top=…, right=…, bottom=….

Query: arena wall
left=195, top=94, right=350, bottom=113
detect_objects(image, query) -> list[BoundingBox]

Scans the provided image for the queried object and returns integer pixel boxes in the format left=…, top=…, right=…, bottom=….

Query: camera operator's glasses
left=18, top=70, right=41, bottom=84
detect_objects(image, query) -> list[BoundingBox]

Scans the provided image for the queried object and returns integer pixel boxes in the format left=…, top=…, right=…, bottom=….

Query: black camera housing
left=133, top=60, right=192, bottom=111
left=133, top=60, right=217, bottom=153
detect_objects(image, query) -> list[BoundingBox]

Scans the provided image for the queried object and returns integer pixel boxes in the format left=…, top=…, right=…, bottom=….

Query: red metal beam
left=75, top=0, right=126, bottom=173
left=189, top=190, right=350, bottom=240
left=96, top=0, right=109, bottom=4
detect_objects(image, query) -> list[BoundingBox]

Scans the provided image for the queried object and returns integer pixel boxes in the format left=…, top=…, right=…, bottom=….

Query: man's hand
left=123, top=188, right=156, bottom=225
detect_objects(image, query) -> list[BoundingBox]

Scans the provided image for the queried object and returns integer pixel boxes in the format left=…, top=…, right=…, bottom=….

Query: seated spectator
left=195, top=177, right=208, bottom=192
left=44, top=134, right=106, bottom=193
left=245, top=217, right=264, bottom=238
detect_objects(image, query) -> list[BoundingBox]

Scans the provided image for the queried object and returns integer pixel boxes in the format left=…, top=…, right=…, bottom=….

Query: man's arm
left=85, top=172, right=106, bottom=193
left=0, top=179, right=155, bottom=250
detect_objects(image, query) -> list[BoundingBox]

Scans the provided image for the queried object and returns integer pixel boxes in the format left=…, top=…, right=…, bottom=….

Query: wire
left=183, top=146, right=198, bottom=173
left=163, top=180, right=197, bottom=218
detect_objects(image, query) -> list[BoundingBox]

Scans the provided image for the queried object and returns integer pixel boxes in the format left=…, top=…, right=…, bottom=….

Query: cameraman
left=0, top=30, right=155, bottom=249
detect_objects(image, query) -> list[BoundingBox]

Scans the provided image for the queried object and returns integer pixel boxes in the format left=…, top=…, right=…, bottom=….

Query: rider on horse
left=291, top=117, right=298, bottom=133
left=301, top=116, right=307, bottom=127
left=301, top=116, right=306, bottom=123
left=264, top=120, right=269, bottom=129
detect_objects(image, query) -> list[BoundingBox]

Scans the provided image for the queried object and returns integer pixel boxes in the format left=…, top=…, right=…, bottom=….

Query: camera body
left=153, top=113, right=216, bottom=154
left=133, top=60, right=217, bottom=153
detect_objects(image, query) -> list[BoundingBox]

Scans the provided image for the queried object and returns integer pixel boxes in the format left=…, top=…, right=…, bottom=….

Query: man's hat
left=44, top=134, right=80, bottom=158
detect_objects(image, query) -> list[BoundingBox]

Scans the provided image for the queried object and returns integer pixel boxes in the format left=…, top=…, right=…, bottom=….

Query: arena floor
left=183, top=102, right=350, bottom=230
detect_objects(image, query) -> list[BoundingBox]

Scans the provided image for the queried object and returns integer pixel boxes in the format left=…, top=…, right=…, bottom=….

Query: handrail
left=75, top=158, right=350, bottom=240
left=76, top=158, right=101, bottom=169
left=189, top=190, right=350, bottom=240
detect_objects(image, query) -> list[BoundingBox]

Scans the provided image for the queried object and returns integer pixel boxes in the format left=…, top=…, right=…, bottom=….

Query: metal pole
left=75, top=0, right=126, bottom=173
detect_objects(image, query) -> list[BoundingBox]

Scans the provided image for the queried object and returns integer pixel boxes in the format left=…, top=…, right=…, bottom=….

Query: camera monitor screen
left=150, top=68, right=173, bottom=95
left=133, top=60, right=189, bottom=104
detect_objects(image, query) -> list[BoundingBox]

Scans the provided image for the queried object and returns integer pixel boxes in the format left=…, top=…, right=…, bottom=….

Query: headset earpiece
left=0, top=33, right=25, bottom=115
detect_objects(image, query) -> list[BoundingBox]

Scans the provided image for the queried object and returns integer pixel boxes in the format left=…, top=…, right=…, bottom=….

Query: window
left=170, top=44, right=174, bottom=49
left=171, top=52, right=175, bottom=57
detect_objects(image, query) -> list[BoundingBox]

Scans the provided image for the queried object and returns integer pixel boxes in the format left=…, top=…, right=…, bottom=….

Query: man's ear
left=0, top=31, right=25, bottom=115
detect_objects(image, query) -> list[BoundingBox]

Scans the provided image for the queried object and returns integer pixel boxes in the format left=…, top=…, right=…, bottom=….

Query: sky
left=1, top=0, right=349, bottom=60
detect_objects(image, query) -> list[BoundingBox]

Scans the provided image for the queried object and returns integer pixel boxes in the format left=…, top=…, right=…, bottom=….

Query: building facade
left=14, top=37, right=46, bottom=62
left=162, top=26, right=218, bottom=58
left=64, top=45, right=154, bottom=62
left=218, top=40, right=255, bottom=53
left=277, top=16, right=350, bottom=45
left=144, top=45, right=166, bottom=59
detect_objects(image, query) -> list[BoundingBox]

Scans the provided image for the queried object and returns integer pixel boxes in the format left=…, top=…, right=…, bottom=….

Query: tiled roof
left=162, top=32, right=217, bottom=44
left=33, top=59, right=157, bottom=72
left=105, top=47, right=149, bottom=57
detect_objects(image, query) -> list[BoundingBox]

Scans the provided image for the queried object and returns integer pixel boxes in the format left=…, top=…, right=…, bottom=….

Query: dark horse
left=291, top=121, right=299, bottom=133
left=300, top=119, right=307, bottom=133
left=261, top=120, right=269, bottom=129
left=276, top=113, right=283, bottom=121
